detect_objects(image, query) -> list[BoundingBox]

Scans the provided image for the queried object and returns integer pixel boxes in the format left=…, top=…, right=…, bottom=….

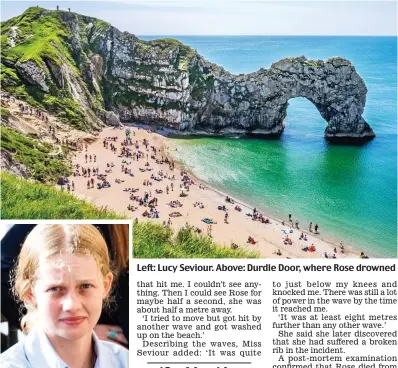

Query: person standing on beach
left=289, top=213, right=292, bottom=223
left=171, top=182, right=174, bottom=191
left=224, top=212, right=229, bottom=224
left=309, top=222, right=312, bottom=232
left=314, top=224, right=319, bottom=233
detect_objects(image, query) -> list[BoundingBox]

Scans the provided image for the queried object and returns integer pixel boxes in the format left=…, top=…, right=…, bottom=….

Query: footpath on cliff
left=1, top=93, right=96, bottom=178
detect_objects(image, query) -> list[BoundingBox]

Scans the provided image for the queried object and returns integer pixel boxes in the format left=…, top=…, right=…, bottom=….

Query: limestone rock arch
left=188, top=56, right=375, bottom=144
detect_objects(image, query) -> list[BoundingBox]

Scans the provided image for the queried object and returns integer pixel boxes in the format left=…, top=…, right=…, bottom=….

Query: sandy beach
left=66, top=125, right=362, bottom=259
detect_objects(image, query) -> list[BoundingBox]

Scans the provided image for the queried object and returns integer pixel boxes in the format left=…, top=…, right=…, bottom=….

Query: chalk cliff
left=1, top=7, right=375, bottom=143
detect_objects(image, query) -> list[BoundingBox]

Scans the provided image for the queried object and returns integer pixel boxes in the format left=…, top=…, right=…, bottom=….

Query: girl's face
left=30, top=253, right=112, bottom=341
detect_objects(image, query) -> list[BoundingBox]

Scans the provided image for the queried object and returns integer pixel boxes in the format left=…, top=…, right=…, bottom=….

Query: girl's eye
left=47, top=286, right=61, bottom=292
left=81, top=284, right=93, bottom=290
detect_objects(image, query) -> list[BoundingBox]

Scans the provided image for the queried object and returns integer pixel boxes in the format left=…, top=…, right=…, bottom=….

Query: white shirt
left=0, top=327, right=128, bottom=368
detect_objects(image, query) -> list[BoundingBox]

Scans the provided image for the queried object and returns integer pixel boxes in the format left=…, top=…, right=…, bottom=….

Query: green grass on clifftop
left=1, top=7, right=95, bottom=130
left=1, top=7, right=69, bottom=68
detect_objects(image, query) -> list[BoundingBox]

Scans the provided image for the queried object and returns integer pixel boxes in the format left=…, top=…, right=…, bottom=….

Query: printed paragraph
left=133, top=260, right=397, bottom=367
left=271, top=280, right=398, bottom=368
left=135, top=280, right=263, bottom=358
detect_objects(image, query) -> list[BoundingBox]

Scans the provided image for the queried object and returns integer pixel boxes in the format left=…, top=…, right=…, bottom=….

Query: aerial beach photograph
left=1, top=1, right=397, bottom=259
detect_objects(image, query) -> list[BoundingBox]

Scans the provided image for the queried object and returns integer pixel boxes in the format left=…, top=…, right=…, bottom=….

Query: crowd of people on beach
left=2, top=91, right=371, bottom=259
left=61, top=124, right=369, bottom=259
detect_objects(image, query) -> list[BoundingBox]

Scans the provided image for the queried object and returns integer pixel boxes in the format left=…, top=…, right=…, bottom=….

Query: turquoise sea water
left=141, top=36, right=397, bottom=257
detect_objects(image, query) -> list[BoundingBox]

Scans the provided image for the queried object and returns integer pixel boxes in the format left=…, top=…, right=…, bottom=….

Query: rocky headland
left=1, top=7, right=375, bottom=143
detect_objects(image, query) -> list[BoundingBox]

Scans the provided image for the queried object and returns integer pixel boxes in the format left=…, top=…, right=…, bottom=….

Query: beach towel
left=170, top=212, right=182, bottom=217
left=202, top=218, right=214, bottom=224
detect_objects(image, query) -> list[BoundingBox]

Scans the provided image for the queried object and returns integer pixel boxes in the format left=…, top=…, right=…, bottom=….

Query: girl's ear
left=25, top=287, right=36, bottom=306
left=103, top=272, right=113, bottom=298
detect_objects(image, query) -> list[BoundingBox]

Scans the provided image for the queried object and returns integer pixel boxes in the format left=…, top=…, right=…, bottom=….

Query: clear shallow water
left=140, top=36, right=397, bottom=257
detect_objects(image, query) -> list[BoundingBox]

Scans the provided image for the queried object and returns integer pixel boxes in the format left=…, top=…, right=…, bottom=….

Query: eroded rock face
left=88, top=27, right=374, bottom=143
left=2, top=8, right=375, bottom=143
left=105, top=111, right=122, bottom=126
left=15, top=60, right=49, bottom=92
left=1, top=150, right=32, bottom=179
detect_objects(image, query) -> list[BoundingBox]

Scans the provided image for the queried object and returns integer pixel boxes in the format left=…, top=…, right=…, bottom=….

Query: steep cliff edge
left=1, top=7, right=375, bottom=143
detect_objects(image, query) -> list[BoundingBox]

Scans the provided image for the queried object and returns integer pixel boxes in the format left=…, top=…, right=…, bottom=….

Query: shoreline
left=66, top=125, right=369, bottom=259
left=163, top=139, right=370, bottom=259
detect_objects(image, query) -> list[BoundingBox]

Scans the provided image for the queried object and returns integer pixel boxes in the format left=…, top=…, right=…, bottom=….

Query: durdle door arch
left=258, top=56, right=376, bottom=144
left=180, top=56, right=376, bottom=145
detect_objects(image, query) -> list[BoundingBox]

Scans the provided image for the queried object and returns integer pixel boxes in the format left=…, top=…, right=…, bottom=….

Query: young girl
left=0, top=224, right=128, bottom=368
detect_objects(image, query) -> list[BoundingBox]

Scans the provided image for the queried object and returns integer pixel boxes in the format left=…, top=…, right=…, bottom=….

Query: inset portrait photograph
left=1, top=222, right=130, bottom=367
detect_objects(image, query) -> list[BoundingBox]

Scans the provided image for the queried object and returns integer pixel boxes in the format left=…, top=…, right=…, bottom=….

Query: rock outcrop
left=1, top=7, right=375, bottom=143
left=105, top=110, right=122, bottom=127
left=15, top=60, right=49, bottom=92
left=1, top=150, right=32, bottom=179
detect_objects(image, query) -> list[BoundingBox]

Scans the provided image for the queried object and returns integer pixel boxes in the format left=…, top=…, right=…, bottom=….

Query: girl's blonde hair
left=13, top=224, right=113, bottom=333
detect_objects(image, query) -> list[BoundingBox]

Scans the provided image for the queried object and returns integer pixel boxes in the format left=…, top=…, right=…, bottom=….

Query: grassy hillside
left=1, top=172, right=258, bottom=258
left=1, top=127, right=70, bottom=183
left=1, top=7, right=96, bottom=130
left=133, top=222, right=259, bottom=258
left=1, top=7, right=201, bottom=131
left=1, top=172, right=120, bottom=219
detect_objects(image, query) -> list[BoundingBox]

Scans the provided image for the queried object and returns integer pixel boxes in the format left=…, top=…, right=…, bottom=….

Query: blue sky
left=1, top=1, right=397, bottom=35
